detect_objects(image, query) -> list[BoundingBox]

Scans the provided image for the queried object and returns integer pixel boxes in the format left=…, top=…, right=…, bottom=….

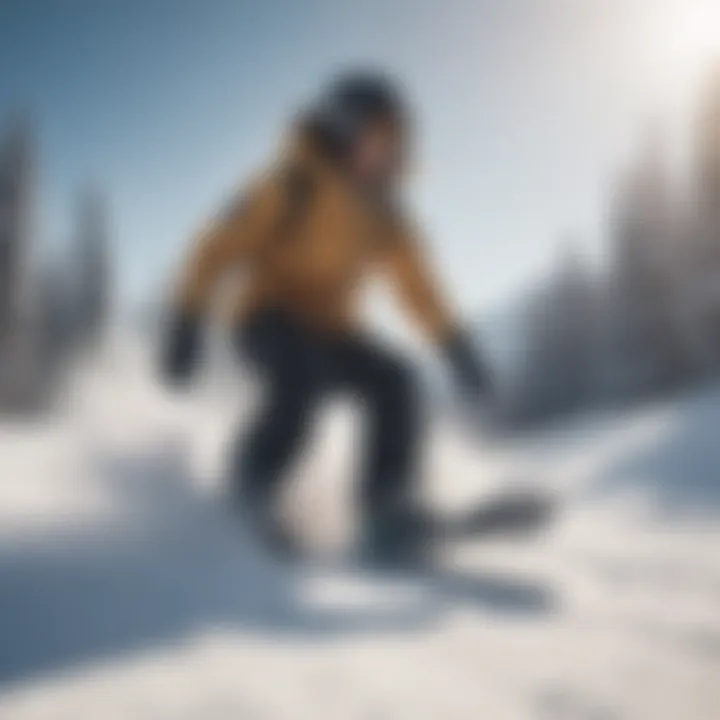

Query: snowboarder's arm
left=174, top=175, right=284, bottom=316
left=381, top=221, right=456, bottom=345
left=382, top=222, right=492, bottom=398
left=161, top=174, right=284, bottom=385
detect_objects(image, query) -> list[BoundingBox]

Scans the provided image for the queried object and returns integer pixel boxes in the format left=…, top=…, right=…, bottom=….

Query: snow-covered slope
left=1, top=346, right=720, bottom=719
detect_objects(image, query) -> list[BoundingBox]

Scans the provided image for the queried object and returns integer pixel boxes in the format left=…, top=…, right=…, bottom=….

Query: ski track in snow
left=1, top=345, right=720, bottom=719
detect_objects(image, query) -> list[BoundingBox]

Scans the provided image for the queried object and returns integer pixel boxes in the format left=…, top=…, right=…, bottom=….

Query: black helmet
left=303, top=70, right=409, bottom=159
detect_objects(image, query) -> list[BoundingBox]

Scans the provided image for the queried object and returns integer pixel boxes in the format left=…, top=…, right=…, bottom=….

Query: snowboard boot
left=357, top=503, right=435, bottom=569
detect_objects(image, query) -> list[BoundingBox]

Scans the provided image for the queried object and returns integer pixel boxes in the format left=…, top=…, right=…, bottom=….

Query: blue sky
left=1, top=0, right=719, bottom=320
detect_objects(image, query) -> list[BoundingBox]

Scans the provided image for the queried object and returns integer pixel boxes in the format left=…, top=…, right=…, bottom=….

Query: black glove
left=443, top=329, right=492, bottom=401
left=160, top=311, right=202, bottom=386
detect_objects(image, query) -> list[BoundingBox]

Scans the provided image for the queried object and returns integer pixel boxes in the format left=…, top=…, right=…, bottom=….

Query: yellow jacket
left=174, top=133, right=456, bottom=344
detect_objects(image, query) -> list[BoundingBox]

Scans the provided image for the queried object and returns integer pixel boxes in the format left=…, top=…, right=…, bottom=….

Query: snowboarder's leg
left=329, top=335, right=429, bottom=564
left=232, top=310, right=323, bottom=553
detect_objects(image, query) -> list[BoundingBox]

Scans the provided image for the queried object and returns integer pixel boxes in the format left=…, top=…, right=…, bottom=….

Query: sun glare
left=667, top=2, right=720, bottom=78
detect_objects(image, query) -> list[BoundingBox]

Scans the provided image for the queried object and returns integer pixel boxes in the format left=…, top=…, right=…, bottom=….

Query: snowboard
left=260, top=488, right=559, bottom=572
left=425, top=487, right=556, bottom=543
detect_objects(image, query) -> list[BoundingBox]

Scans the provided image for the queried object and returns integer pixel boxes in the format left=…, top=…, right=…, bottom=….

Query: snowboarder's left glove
left=443, top=329, right=492, bottom=400
left=161, top=311, right=202, bottom=386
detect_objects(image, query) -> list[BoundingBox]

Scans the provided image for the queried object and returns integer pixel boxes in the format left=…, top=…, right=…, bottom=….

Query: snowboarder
left=161, top=70, right=492, bottom=564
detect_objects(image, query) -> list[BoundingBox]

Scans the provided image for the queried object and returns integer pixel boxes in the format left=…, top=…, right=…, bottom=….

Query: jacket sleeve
left=173, top=173, right=284, bottom=316
left=380, top=216, right=457, bottom=345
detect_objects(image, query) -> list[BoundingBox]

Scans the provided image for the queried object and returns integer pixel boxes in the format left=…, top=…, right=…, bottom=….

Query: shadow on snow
left=0, top=439, right=556, bottom=689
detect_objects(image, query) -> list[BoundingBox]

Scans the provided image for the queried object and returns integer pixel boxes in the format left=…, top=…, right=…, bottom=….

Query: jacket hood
left=299, top=71, right=409, bottom=161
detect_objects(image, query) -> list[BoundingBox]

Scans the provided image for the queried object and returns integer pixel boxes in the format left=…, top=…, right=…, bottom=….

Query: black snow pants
left=233, top=308, right=422, bottom=522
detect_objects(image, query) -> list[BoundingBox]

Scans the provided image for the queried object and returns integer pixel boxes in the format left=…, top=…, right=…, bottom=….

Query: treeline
left=500, top=71, right=720, bottom=424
